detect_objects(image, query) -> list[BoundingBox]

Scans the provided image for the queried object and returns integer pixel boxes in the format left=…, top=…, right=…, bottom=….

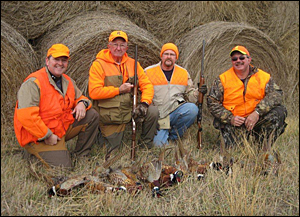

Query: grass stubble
left=1, top=116, right=299, bottom=216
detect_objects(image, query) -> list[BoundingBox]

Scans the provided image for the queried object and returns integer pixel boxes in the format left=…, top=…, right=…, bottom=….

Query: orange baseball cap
left=160, top=43, right=179, bottom=59
left=230, top=45, right=250, bottom=56
left=47, top=44, right=70, bottom=58
left=109, top=30, right=128, bottom=42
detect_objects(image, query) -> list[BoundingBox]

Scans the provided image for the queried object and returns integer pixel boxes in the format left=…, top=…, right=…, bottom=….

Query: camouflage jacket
left=207, top=65, right=284, bottom=124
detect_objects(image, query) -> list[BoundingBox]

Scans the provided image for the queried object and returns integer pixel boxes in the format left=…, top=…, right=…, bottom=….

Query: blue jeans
left=153, top=103, right=198, bottom=147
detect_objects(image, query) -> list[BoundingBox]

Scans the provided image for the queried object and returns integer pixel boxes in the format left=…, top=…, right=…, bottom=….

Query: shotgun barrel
left=131, top=45, right=138, bottom=161
left=197, top=40, right=205, bottom=149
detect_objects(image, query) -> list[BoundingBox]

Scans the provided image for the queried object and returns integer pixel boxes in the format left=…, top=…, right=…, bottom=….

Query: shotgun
left=197, top=40, right=205, bottom=149
left=131, top=44, right=138, bottom=161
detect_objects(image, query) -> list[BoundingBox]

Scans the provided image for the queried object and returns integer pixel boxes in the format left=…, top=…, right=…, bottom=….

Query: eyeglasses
left=231, top=56, right=247, bottom=61
left=163, top=53, right=176, bottom=57
left=110, top=43, right=127, bottom=49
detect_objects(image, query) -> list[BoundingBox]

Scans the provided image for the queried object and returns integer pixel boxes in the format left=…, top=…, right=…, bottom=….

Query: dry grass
left=1, top=115, right=299, bottom=216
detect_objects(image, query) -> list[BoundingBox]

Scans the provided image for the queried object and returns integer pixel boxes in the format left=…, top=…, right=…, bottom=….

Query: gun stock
left=131, top=45, right=138, bottom=161
left=197, top=40, right=205, bottom=149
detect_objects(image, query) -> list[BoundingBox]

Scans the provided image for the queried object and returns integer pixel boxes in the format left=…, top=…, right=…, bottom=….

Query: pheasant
left=160, top=164, right=183, bottom=187
left=47, top=151, right=130, bottom=197
left=261, top=150, right=281, bottom=176
left=47, top=174, right=127, bottom=197
left=48, top=174, right=92, bottom=197
left=175, top=140, right=210, bottom=180
left=102, top=166, right=143, bottom=196
left=93, top=150, right=144, bottom=196
left=27, top=162, right=90, bottom=197
left=136, top=149, right=171, bottom=197
left=85, top=174, right=127, bottom=194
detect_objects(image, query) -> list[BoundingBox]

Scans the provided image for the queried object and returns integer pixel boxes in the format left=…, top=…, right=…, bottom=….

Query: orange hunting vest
left=219, top=67, right=270, bottom=117
left=14, top=68, right=76, bottom=147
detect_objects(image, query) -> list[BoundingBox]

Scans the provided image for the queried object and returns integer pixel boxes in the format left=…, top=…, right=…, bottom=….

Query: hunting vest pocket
left=158, top=115, right=171, bottom=129
left=176, top=96, right=185, bottom=104
left=98, top=100, right=131, bottom=125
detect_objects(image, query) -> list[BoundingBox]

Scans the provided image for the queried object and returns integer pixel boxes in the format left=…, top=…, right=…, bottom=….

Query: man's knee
left=184, top=103, right=198, bottom=117
left=86, top=108, right=100, bottom=125
left=39, top=150, right=72, bottom=168
left=274, top=105, right=287, bottom=124
left=264, top=105, right=287, bottom=128
left=146, top=105, right=159, bottom=120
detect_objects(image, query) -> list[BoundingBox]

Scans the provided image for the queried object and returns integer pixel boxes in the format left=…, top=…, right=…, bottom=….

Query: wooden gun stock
left=131, top=45, right=138, bottom=161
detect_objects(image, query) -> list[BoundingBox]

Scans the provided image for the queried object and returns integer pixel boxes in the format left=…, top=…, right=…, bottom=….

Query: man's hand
left=199, top=84, right=208, bottom=95
left=230, top=115, right=246, bottom=127
left=245, top=111, right=259, bottom=131
left=44, top=134, right=61, bottom=145
left=119, top=83, right=133, bottom=94
left=132, top=102, right=148, bottom=122
left=71, top=101, right=86, bottom=121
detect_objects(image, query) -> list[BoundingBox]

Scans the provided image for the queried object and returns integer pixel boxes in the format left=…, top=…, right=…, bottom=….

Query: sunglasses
left=231, top=56, right=247, bottom=61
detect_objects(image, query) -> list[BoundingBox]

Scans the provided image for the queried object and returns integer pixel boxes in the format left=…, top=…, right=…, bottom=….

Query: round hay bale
left=1, top=20, right=39, bottom=128
left=145, top=1, right=274, bottom=43
left=102, top=1, right=155, bottom=31
left=0, top=1, right=110, bottom=40
left=38, top=11, right=162, bottom=96
left=265, top=1, right=299, bottom=105
left=0, top=1, right=156, bottom=41
left=266, top=1, right=299, bottom=42
left=177, top=21, right=288, bottom=114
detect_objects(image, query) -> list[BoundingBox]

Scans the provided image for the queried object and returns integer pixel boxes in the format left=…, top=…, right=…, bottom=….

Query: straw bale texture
left=1, top=20, right=39, bottom=128
left=177, top=21, right=288, bottom=111
left=142, top=1, right=274, bottom=43
left=0, top=1, right=108, bottom=40
left=265, top=1, right=299, bottom=100
left=37, top=11, right=162, bottom=97
left=0, top=1, right=155, bottom=41
left=102, top=1, right=155, bottom=31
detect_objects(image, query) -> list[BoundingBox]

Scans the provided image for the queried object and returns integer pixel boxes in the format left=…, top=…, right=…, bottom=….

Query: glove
left=132, top=102, right=148, bottom=122
left=199, top=84, right=207, bottom=95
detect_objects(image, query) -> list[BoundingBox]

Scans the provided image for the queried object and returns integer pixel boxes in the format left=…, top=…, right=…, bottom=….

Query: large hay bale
left=0, top=1, right=155, bottom=41
left=144, top=1, right=274, bottom=43
left=1, top=20, right=39, bottom=129
left=2, top=1, right=277, bottom=43
left=177, top=21, right=289, bottom=114
left=0, top=1, right=108, bottom=40
left=266, top=1, right=299, bottom=42
left=101, top=1, right=155, bottom=31
left=37, top=11, right=162, bottom=96
left=265, top=1, right=299, bottom=105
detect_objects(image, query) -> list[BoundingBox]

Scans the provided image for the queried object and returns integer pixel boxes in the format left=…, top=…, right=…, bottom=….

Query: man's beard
left=164, top=59, right=174, bottom=67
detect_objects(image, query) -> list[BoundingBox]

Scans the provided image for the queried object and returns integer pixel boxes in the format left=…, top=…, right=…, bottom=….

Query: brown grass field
left=1, top=113, right=299, bottom=216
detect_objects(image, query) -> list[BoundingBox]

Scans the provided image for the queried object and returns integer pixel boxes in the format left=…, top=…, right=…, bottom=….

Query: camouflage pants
left=213, top=105, right=288, bottom=149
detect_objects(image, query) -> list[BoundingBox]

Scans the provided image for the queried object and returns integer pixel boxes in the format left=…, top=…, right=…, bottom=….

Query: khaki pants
left=24, top=108, right=100, bottom=168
